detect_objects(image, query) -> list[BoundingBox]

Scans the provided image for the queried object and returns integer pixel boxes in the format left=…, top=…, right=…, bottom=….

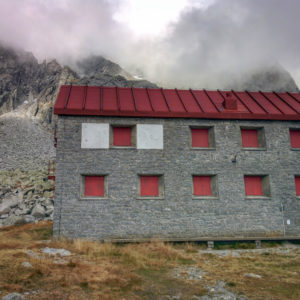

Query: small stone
left=22, top=261, right=32, bottom=268
left=42, top=247, right=71, bottom=257
left=1, top=293, right=25, bottom=300
left=244, top=273, right=262, bottom=279
left=26, top=250, right=43, bottom=259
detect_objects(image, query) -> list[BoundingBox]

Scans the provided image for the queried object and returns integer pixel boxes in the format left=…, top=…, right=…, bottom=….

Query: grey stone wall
left=53, top=116, right=300, bottom=241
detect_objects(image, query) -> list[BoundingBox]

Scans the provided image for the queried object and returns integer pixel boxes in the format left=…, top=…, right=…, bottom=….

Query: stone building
left=53, top=85, right=300, bottom=241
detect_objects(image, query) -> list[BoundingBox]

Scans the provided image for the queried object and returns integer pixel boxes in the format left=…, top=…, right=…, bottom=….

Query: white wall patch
left=137, top=124, right=163, bottom=149
left=81, top=123, right=109, bottom=149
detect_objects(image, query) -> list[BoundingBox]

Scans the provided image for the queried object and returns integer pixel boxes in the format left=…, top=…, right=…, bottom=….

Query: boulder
left=1, top=293, right=25, bottom=300
left=0, top=196, right=19, bottom=215
left=31, top=204, right=46, bottom=218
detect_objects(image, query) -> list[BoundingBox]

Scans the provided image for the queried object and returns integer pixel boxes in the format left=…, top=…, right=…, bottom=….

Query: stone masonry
left=53, top=115, right=300, bottom=241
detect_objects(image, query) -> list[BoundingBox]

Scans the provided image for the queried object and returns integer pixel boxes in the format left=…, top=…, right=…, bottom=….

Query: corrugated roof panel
left=248, top=91, right=282, bottom=114
left=67, top=86, right=84, bottom=110
left=132, top=88, right=152, bottom=112
left=163, top=89, right=186, bottom=113
left=118, top=88, right=135, bottom=112
left=234, top=91, right=266, bottom=114
left=191, top=90, right=218, bottom=113
left=205, top=91, right=223, bottom=111
left=102, top=87, right=118, bottom=112
left=85, top=86, right=101, bottom=111
left=277, top=93, right=300, bottom=113
left=55, top=85, right=70, bottom=110
left=262, top=92, right=297, bottom=115
left=289, top=92, right=300, bottom=103
left=177, top=89, right=201, bottom=112
left=147, top=89, right=169, bottom=112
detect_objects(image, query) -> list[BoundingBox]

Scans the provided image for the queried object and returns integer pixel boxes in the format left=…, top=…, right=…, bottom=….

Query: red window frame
left=290, top=129, right=300, bottom=148
left=140, top=176, right=159, bottom=197
left=193, top=176, right=212, bottom=196
left=84, top=175, right=105, bottom=197
left=244, top=176, right=263, bottom=196
left=113, top=127, right=132, bottom=146
left=241, top=129, right=259, bottom=148
left=295, top=176, right=300, bottom=196
left=191, top=128, right=210, bottom=148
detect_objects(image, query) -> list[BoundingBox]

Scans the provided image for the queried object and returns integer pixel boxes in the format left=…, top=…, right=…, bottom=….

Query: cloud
left=126, top=0, right=300, bottom=88
left=0, top=0, right=299, bottom=88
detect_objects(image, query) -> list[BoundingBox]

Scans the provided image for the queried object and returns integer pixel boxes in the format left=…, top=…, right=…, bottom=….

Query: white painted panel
left=81, top=123, right=109, bottom=149
left=137, top=124, right=163, bottom=149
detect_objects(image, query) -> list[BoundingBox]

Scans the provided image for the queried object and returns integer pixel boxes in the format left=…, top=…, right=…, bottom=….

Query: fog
left=0, top=0, right=299, bottom=88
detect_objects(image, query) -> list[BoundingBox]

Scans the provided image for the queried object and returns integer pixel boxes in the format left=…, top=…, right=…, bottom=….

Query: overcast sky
left=0, top=0, right=299, bottom=88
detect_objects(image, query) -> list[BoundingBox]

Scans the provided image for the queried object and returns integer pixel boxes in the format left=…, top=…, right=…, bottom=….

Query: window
left=295, top=176, right=300, bottom=196
left=244, top=175, right=270, bottom=197
left=241, top=127, right=265, bottom=148
left=139, top=175, right=163, bottom=198
left=290, top=129, right=300, bottom=148
left=112, top=126, right=132, bottom=147
left=191, top=127, right=215, bottom=148
left=193, top=175, right=218, bottom=198
left=82, top=175, right=107, bottom=198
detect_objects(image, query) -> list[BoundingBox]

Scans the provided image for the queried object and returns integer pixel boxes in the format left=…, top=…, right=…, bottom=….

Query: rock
left=0, top=196, right=19, bottom=215
left=31, top=204, right=45, bottom=218
left=21, top=261, right=32, bottom=268
left=45, top=207, right=54, bottom=216
left=1, top=293, right=25, bottom=300
left=44, top=198, right=54, bottom=206
left=2, top=215, right=35, bottom=226
left=26, top=250, right=43, bottom=259
left=243, top=273, right=262, bottom=279
left=43, top=191, right=53, bottom=199
left=42, top=247, right=71, bottom=256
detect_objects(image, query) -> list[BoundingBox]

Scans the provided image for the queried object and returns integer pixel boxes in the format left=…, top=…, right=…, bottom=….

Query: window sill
left=290, top=148, right=300, bottom=151
left=80, top=197, right=109, bottom=201
left=137, top=196, right=164, bottom=200
left=242, top=147, right=266, bottom=151
left=192, top=196, right=218, bottom=200
left=245, top=196, right=271, bottom=200
left=110, top=146, right=136, bottom=149
left=190, top=147, right=216, bottom=150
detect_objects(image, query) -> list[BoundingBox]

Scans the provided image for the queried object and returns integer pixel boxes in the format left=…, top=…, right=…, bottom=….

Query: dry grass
left=0, top=222, right=299, bottom=299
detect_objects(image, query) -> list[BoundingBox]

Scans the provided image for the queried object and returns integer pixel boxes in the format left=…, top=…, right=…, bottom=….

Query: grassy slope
left=0, top=222, right=299, bottom=300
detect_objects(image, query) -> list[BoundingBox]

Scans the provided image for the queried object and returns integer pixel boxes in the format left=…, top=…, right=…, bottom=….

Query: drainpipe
left=280, top=201, right=285, bottom=237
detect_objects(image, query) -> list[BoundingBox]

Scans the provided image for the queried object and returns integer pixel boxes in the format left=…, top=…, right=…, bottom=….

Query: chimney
left=223, top=92, right=237, bottom=110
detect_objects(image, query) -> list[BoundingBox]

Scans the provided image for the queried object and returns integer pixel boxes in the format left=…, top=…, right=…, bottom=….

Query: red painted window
left=113, top=127, right=132, bottom=146
left=244, top=176, right=263, bottom=196
left=241, top=129, right=259, bottom=147
left=191, top=128, right=209, bottom=147
left=193, top=176, right=212, bottom=196
left=85, top=176, right=104, bottom=197
left=295, top=176, right=300, bottom=196
left=290, top=129, right=300, bottom=148
left=140, top=176, right=159, bottom=196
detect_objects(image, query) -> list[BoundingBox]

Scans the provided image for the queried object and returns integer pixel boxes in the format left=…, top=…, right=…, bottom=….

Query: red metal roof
left=54, top=85, right=300, bottom=120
